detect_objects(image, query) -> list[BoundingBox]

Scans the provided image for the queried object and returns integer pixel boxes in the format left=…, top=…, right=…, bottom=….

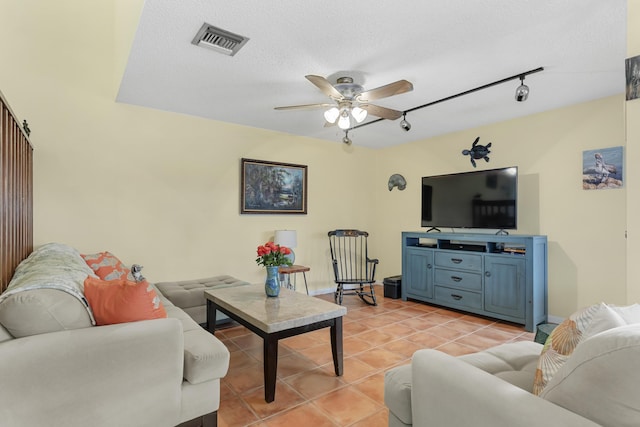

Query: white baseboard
left=308, top=283, right=383, bottom=297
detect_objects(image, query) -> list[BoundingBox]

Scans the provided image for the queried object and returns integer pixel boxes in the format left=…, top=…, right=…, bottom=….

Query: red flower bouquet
left=255, top=241, right=293, bottom=267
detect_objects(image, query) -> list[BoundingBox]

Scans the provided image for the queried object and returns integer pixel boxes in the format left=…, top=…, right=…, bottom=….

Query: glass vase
left=264, top=266, right=280, bottom=297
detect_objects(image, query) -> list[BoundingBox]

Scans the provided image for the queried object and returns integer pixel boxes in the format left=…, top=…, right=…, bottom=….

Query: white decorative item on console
left=274, top=229, right=297, bottom=264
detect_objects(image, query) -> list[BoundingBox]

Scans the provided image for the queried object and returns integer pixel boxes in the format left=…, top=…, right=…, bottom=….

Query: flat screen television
left=421, top=166, right=518, bottom=230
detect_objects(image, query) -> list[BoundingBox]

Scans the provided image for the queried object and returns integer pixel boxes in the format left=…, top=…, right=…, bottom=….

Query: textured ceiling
left=116, top=0, right=626, bottom=148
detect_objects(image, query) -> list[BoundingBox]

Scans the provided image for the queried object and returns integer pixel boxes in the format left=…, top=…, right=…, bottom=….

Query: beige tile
left=224, top=359, right=265, bottom=394
left=218, top=394, right=259, bottom=427
left=426, top=324, right=467, bottom=340
left=343, top=335, right=374, bottom=356
left=349, top=408, right=389, bottom=427
left=313, top=387, right=382, bottom=426
left=232, top=333, right=264, bottom=350
left=284, top=367, right=346, bottom=400
left=356, top=329, right=395, bottom=346
left=320, top=356, right=378, bottom=384
left=379, top=322, right=417, bottom=338
left=276, top=352, right=320, bottom=379
left=435, top=341, right=479, bottom=356
left=241, top=381, right=306, bottom=419
left=406, top=330, right=450, bottom=348
left=353, top=372, right=386, bottom=404
left=381, top=338, right=423, bottom=359
left=218, top=292, right=530, bottom=426
left=262, top=403, right=337, bottom=427
left=296, top=344, right=336, bottom=366
left=354, top=347, right=405, bottom=370
left=281, top=333, right=322, bottom=351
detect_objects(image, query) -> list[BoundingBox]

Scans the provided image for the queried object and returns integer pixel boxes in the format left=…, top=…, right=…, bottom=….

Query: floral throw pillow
left=83, top=276, right=167, bottom=326
left=82, top=251, right=130, bottom=281
left=532, top=302, right=623, bottom=395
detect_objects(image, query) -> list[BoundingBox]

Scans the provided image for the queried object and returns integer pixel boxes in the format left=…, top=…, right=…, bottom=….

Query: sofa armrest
left=411, top=349, right=601, bottom=427
left=0, top=318, right=184, bottom=427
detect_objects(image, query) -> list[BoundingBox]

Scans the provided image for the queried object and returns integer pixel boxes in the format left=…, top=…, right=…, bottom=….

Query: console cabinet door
left=484, top=257, right=525, bottom=319
left=404, top=248, right=434, bottom=299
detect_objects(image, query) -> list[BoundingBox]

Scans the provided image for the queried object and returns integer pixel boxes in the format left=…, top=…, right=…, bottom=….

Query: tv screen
left=421, top=167, right=518, bottom=230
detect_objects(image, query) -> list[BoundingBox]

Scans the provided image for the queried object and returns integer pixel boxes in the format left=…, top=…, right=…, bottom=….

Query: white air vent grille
left=191, top=23, right=249, bottom=56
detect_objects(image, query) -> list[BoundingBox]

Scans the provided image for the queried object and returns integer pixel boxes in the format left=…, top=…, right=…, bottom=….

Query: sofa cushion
left=533, top=302, right=616, bottom=395
left=84, top=277, right=167, bottom=325
left=540, top=324, right=640, bottom=426
left=459, top=340, right=542, bottom=392
left=155, top=276, right=250, bottom=324
left=0, top=243, right=96, bottom=337
left=163, top=303, right=230, bottom=384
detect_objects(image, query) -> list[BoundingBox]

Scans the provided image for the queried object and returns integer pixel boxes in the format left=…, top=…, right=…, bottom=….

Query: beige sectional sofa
left=385, top=305, right=640, bottom=427
left=0, top=243, right=230, bottom=427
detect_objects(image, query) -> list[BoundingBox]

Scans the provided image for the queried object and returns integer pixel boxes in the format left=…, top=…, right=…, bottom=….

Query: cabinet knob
left=427, top=263, right=432, bottom=269
left=451, top=276, right=462, bottom=282
left=451, top=294, right=463, bottom=300
left=451, top=258, right=463, bottom=264
left=485, top=271, right=491, bottom=277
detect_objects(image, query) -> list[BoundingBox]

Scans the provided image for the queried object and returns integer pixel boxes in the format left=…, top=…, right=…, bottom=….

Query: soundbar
left=439, top=241, right=487, bottom=252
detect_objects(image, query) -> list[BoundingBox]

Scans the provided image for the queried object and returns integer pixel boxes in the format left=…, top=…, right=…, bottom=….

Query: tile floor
left=214, top=286, right=535, bottom=426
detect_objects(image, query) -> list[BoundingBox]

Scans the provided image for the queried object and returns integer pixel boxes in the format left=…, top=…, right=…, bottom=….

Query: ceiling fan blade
left=305, top=75, right=344, bottom=100
left=361, top=104, right=403, bottom=120
left=357, top=80, right=413, bottom=102
left=274, top=103, right=335, bottom=111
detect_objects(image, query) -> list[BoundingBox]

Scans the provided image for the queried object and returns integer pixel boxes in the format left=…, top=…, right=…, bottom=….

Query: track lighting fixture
left=400, top=113, right=411, bottom=132
left=515, top=75, right=529, bottom=102
left=342, top=130, right=352, bottom=145
left=346, top=67, right=544, bottom=139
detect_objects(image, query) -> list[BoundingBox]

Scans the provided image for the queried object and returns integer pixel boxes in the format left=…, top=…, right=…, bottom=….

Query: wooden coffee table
left=204, top=284, right=347, bottom=403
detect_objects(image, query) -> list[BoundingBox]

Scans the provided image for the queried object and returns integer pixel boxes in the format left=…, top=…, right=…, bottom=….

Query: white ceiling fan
left=275, top=75, right=413, bottom=130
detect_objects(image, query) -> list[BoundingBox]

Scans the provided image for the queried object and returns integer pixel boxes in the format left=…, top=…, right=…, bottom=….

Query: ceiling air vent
left=191, top=23, right=249, bottom=56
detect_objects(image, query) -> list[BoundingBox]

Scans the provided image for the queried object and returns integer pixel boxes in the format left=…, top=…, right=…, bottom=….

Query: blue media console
left=401, top=232, right=548, bottom=332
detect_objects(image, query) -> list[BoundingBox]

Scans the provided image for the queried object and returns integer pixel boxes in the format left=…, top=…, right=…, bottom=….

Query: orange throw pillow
left=84, top=277, right=167, bottom=326
left=82, top=251, right=130, bottom=281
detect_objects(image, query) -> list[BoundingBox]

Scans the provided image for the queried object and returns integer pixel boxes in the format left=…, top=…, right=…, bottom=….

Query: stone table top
left=205, top=284, right=346, bottom=333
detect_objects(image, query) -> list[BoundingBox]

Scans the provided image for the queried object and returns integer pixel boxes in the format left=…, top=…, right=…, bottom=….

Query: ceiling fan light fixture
left=351, top=106, right=367, bottom=123
left=515, top=75, right=529, bottom=102
left=338, top=109, right=351, bottom=129
left=324, top=107, right=339, bottom=123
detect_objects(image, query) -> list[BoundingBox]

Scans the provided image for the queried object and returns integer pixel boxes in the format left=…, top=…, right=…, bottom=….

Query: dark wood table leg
left=263, top=334, right=279, bottom=403
left=330, top=316, right=344, bottom=376
left=206, top=299, right=217, bottom=335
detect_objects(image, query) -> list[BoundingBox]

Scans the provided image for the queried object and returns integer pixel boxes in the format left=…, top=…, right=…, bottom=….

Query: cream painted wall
left=373, top=96, right=627, bottom=318
left=626, top=0, right=640, bottom=303
left=0, top=1, right=632, bottom=317
left=0, top=0, right=378, bottom=292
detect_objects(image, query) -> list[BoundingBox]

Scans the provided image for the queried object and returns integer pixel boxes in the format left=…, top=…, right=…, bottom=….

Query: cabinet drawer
left=434, top=268, right=482, bottom=291
left=435, top=252, right=482, bottom=272
left=435, top=286, right=482, bottom=310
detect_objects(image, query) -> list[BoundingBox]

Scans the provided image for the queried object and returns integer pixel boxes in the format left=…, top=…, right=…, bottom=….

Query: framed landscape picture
left=240, top=158, right=308, bottom=214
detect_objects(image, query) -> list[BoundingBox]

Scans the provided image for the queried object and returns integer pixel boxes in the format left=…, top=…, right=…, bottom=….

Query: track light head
left=515, top=76, right=529, bottom=102
left=400, top=113, right=411, bottom=132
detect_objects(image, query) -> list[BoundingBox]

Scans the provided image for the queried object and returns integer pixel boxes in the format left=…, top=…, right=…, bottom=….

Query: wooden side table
left=278, top=265, right=310, bottom=294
